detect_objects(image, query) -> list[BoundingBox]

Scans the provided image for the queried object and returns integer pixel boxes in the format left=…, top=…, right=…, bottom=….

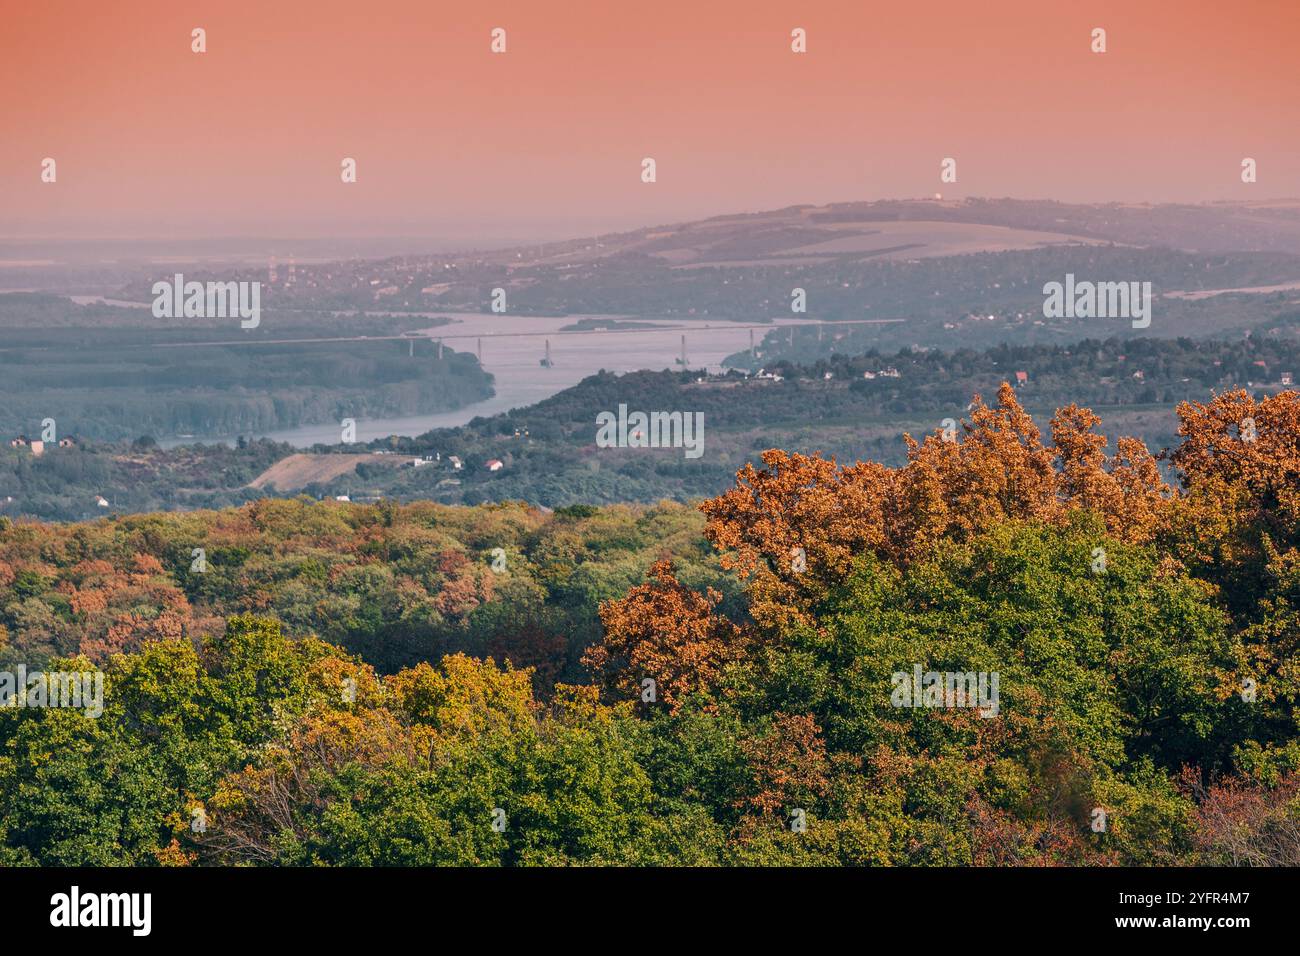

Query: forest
left=0, top=384, right=1296, bottom=865
left=0, top=294, right=491, bottom=441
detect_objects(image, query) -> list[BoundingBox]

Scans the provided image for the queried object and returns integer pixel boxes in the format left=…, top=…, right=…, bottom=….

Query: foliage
left=1, top=386, right=1298, bottom=865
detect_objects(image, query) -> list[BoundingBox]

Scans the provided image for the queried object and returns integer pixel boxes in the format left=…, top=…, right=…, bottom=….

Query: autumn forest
left=1, top=385, right=1296, bottom=866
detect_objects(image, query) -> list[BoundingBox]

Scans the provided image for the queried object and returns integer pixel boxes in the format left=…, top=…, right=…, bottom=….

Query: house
left=448, top=455, right=463, bottom=470
left=862, top=371, right=877, bottom=380
left=94, top=495, right=109, bottom=508
left=1283, top=372, right=1294, bottom=386
left=28, top=440, right=45, bottom=457
left=486, top=459, right=504, bottom=472
left=1014, top=371, right=1028, bottom=385
left=1133, top=370, right=1145, bottom=381
left=8, top=436, right=29, bottom=448
left=823, top=371, right=834, bottom=380
left=879, top=367, right=901, bottom=378
left=334, top=495, right=351, bottom=502
left=58, top=438, right=75, bottom=448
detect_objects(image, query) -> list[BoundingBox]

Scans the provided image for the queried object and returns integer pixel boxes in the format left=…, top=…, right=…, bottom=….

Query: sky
left=2, top=0, right=1298, bottom=242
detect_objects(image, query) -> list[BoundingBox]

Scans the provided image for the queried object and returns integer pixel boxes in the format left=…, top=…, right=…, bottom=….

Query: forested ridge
left=1, top=384, right=1297, bottom=865
left=0, top=294, right=491, bottom=441
left=322, top=324, right=1300, bottom=505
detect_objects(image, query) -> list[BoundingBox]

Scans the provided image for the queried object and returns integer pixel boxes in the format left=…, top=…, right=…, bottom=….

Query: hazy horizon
left=5, top=193, right=1300, bottom=259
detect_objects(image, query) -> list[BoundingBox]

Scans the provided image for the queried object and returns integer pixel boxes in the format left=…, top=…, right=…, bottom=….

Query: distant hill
left=385, top=197, right=1300, bottom=267
left=122, top=200, right=1300, bottom=323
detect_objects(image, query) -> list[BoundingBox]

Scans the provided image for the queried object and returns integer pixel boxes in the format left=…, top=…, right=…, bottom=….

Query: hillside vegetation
left=9, top=322, right=1300, bottom=520
left=1, top=385, right=1297, bottom=866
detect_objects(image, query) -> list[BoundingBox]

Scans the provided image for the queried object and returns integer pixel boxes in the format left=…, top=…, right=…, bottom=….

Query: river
left=141, top=310, right=813, bottom=447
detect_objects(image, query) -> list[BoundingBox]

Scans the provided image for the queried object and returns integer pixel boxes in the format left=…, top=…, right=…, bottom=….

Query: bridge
left=145, top=318, right=906, bottom=350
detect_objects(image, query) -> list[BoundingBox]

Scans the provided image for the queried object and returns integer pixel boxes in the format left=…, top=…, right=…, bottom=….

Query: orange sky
left=2, top=0, right=1297, bottom=240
